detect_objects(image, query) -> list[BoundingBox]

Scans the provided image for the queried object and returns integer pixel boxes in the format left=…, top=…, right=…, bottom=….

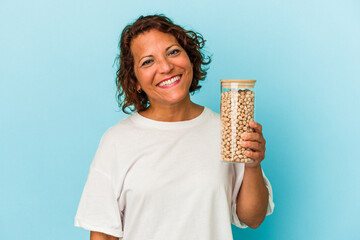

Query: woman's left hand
left=240, top=121, right=266, bottom=168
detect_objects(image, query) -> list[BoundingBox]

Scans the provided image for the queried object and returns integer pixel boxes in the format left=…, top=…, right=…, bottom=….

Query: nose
left=158, top=58, right=173, bottom=74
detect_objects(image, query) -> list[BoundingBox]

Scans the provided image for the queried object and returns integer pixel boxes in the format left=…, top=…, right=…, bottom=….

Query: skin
left=131, top=29, right=270, bottom=227
left=236, top=121, right=269, bottom=228
left=90, top=30, right=269, bottom=239
left=90, top=231, right=118, bottom=240
left=131, top=29, right=203, bottom=122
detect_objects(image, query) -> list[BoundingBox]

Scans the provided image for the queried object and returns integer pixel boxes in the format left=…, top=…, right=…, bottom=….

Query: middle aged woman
left=74, top=14, right=274, bottom=240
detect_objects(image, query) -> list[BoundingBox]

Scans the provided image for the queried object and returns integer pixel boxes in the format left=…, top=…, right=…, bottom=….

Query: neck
left=138, top=95, right=204, bottom=122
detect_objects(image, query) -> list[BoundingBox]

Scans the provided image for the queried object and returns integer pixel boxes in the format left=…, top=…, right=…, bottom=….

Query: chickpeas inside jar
left=220, top=79, right=256, bottom=163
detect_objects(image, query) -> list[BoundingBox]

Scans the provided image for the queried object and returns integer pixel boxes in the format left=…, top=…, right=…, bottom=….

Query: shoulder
left=205, top=107, right=220, bottom=123
left=206, top=107, right=220, bottom=117
left=100, top=114, right=135, bottom=142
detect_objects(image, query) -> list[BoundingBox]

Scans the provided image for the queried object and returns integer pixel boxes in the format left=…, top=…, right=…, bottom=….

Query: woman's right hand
left=90, top=231, right=119, bottom=240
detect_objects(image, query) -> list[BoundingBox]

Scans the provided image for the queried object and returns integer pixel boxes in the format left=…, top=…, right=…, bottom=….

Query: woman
left=74, top=14, right=274, bottom=240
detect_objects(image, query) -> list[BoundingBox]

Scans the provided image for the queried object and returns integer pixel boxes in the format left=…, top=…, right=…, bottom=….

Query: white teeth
left=159, top=75, right=181, bottom=87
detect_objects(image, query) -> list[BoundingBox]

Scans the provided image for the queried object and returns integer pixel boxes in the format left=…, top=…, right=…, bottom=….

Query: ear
left=135, top=81, right=141, bottom=91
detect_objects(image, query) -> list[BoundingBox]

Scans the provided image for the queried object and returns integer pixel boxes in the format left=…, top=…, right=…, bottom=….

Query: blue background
left=1, top=0, right=359, bottom=239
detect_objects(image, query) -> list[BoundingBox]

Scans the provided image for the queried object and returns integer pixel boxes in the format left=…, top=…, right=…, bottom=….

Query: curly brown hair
left=115, top=14, right=211, bottom=114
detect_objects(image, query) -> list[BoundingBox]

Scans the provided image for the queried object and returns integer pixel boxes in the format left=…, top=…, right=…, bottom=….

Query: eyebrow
left=138, top=44, right=179, bottom=64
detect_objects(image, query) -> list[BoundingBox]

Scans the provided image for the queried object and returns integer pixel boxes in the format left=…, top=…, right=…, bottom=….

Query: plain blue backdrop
left=1, top=0, right=359, bottom=239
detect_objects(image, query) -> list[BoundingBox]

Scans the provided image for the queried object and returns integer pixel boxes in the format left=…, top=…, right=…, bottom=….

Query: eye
left=168, top=49, right=180, bottom=56
left=141, top=59, right=153, bottom=66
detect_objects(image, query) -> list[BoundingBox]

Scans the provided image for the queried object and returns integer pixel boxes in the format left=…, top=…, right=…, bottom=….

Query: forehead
left=130, top=29, right=179, bottom=57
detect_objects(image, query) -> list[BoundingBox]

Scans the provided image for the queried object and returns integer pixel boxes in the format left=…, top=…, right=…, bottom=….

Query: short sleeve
left=74, top=130, right=124, bottom=238
left=231, top=164, right=275, bottom=228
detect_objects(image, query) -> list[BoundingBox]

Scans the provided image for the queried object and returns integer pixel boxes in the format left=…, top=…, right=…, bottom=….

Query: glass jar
left=220, top=79, right=256, bottom=163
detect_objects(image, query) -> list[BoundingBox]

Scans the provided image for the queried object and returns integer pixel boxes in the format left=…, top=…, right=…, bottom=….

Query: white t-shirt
left=74, top=107, right=274, bottom=239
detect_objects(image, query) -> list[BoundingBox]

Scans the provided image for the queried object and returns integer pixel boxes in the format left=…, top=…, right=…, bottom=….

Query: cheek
left=180, top=57, right=193, bottom=73
left=187, top=61, right=194, bottom=78
left=135, top=69, right=154, bottom=86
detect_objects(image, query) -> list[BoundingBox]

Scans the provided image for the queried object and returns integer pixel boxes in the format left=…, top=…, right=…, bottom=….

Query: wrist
left=245, top=162, right=262, bottom=170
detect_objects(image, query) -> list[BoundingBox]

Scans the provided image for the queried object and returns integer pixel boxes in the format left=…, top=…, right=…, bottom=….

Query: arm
left=90, top=231, right=119, bottom=240
left=236, top=165, right=268, bottom=228
left=236, top=121, right=269, bottom=228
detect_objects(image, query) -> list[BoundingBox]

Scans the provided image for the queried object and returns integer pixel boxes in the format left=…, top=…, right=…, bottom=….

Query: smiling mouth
left=157, top=75, right=182, bottom=88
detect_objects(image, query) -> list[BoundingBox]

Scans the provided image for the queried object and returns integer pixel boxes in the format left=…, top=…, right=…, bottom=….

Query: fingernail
left=240, top=141, right=246, bottom=146
left=241, top=133, right=248, bottom=138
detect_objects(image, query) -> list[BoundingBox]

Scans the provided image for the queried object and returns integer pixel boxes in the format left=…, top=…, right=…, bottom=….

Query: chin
left=167, top=94, right=189, bottom=104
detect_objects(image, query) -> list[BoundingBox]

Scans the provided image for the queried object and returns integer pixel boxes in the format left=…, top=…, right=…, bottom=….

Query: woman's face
left=131, top=29, right=193, bottom=109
